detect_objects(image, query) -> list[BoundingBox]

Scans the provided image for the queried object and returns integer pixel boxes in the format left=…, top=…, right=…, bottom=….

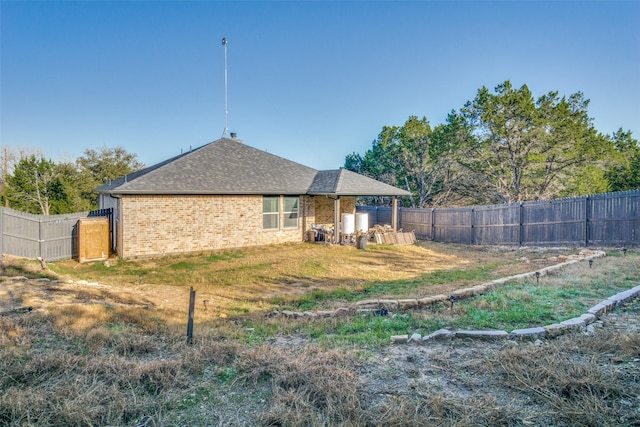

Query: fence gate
left=77, top=217, right=111, bottom=262
left=0, top=207, right=113, bottom=261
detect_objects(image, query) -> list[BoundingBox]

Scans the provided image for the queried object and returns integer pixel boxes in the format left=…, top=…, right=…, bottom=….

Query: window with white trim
left=263, top=196, right=279, bottom=229
left=283, top=197, right=299, bottom=228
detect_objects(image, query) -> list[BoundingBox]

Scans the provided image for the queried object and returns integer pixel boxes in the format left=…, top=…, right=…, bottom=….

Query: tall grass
left=494, top=330, right=640, bottom=426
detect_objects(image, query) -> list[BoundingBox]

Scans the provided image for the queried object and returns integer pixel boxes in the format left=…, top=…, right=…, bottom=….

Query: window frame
left=262, top=196, right=280, bottom=230
left=283, top=196, right=299, bottom=229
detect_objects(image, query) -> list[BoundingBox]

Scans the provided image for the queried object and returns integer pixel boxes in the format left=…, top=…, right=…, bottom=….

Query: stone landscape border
left=4, top=249, right=636, bottom=345
left=272, top=249, right=639, bottom=344
left=407, top=281, right=640, bottom=345
left=401, top=250, right=640, bottom=344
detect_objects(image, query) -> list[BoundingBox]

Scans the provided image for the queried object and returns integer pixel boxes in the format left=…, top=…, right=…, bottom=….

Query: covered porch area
left=303, top=169, right=411, bottom=244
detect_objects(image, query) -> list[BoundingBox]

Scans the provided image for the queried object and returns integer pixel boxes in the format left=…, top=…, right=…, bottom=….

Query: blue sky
left=1, top=1, right=639, bottom=170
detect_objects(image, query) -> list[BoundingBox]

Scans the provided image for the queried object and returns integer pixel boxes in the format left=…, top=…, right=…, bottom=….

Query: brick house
left=96, top=137, right=410, bottom=258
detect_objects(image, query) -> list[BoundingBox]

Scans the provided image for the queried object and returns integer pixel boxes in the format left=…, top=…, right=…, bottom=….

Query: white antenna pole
left=221, top=37, right=230, bottom=138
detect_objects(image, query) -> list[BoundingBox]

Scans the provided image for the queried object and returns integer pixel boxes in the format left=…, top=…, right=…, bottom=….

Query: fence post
left=471, top=207, right=475, bottom=245
left=519, top=203, right=524, bottom=246
left=39, top=216, right=44, bottom=260
left=431, top=208, right=436, bottom=242
left=187, top=287, right=196, bottom=345
left=584, top=196, right=590, bottom=247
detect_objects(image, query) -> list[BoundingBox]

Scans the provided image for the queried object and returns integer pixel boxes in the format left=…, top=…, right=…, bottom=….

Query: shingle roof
left=96, top=138, right=410, bottom=197
left=308, top=169, right=411, bottom=196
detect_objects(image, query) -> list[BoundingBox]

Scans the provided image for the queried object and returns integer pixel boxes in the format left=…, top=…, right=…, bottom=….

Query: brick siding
left=117, top=194, right=357, bottom=257
left=312, top=196, right=356, bottom=231
left=121, top=195, right=313, bottom=257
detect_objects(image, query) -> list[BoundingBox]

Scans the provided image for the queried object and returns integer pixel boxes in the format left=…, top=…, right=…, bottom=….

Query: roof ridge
left=334, top=168, right=346, bottom=193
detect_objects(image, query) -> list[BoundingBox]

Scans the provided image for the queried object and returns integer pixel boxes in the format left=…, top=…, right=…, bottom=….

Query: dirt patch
left=0, top=276, right=155, bottom=313
left=355, top=299, right=640, bottom=425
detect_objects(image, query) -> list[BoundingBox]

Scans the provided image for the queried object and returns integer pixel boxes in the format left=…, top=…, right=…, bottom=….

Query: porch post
left=334, top=197, right=341, bottom=244
left=392, top=196, right=398, bottom=231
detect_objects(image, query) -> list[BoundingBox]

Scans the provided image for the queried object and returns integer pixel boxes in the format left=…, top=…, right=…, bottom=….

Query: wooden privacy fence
left=355, top=205, right=393, bottom=230
left=357, top=190, right=640, bottom=247
left=0, top=207, right=113, bottom=262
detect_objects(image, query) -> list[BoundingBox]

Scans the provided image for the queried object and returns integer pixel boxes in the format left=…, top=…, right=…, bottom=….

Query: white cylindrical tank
left=341, top=213, right=355, bottom=234
left=355, top=213, right=369, bottom=233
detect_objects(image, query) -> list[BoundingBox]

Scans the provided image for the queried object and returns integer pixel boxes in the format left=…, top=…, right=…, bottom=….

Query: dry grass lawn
left=9, top=241, right=569, bottom=321
left=1, top=241, right=638, bottom=426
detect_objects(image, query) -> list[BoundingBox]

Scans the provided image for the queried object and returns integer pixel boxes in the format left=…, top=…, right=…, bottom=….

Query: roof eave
left=99, top=190, right=309, bottom=196
left=306, top=191, right=410, bottom=197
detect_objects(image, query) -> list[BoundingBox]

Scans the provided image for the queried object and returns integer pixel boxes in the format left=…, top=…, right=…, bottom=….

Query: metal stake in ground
left=187, top=287, right=196, bottom=345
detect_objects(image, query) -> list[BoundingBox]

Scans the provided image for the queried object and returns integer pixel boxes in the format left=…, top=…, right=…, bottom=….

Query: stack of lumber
left=369, top=225, right=416, bottom=245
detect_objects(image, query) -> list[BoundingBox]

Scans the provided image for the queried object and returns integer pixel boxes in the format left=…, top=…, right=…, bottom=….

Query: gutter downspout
left=108, top=193, right=123, bottom=258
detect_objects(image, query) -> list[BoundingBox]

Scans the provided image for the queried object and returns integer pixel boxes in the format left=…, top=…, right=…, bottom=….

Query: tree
left=429, top=113, right=494, bottom=206
left=453, top=81, right=611, bottom=203
left=1, top=146, right=43, bottom=207
left=344, top=125, right=403, bottom=206
left=395, top=116, right=458, bottom=208
left=53, top=161, right=95, bottom=213
left=76, top=146, right=144, bottom=208
left=0, top=147, right=16, bottom=207
left=560, top=163, right=611, bottom=197
left=345, top=116, right=456, bottom=208
left=4, top=146, right=144, bottom=214
left=6, top=155, right=65, bottom=215
left=606, top=128, right=640, bottom=192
